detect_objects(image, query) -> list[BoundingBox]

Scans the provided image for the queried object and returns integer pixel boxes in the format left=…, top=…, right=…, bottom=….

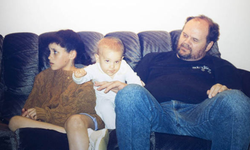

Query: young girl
left=8, top=30, right=107, bottom=150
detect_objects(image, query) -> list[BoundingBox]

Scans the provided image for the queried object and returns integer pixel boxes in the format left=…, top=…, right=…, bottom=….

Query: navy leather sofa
left=0, top=30, right=249, bottom=150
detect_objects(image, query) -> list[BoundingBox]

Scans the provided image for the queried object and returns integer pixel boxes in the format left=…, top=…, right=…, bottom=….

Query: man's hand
left=94, top=81, right=127, bottom=93
left=207, top=83, right=230, bottom=98
left=74, top=68, right=87, bottom=78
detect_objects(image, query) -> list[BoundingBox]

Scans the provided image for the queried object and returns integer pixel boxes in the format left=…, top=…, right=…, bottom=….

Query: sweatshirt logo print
left=192, top=65, right=211, bottom=74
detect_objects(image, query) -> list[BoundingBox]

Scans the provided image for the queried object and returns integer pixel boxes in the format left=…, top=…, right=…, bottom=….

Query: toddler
left=73, top=37, right=143, bottom=129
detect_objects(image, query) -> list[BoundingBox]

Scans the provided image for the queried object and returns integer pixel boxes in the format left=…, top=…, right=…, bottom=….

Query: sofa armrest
left=14, top=128, right=212, bottom=150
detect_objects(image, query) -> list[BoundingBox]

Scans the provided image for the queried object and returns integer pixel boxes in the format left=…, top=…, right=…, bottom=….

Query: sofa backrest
left=0, top=35, right=3, bottom=76
left=0, top=30, right=221, bottom=119
left=0, top=35, right=3, bottom=115
left=138, top=31, right=172, bottom=57
left=1, top=33, right=38, bottom=118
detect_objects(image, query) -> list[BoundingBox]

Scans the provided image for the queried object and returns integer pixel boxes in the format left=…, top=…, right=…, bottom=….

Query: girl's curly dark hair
left=48, top=29, right=92, bottom=65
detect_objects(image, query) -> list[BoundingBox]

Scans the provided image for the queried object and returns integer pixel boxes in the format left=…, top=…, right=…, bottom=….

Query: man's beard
left=177, top=43, right=192, bottom=60
left=177, top=43, right=206, bottom=61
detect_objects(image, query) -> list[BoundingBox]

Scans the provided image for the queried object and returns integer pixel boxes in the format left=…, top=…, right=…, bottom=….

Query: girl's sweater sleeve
left=23, top=73, right=44, bottom=110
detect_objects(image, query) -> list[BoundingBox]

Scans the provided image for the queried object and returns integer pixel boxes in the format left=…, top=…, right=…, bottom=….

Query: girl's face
left=48, top=43, right=73, bottom=71
left=95, top=48, right=123, bottom=78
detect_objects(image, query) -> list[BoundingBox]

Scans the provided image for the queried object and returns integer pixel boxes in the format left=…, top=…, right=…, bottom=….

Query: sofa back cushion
left=77, top=32, right=104, bottom=64
left=138, top=31, right=172, bottom=57
left=1, top=33, right=38, bottom=118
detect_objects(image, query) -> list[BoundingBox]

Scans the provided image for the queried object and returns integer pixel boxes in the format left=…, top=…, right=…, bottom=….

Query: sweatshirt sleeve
left=213, top=57, right=242, bottom=90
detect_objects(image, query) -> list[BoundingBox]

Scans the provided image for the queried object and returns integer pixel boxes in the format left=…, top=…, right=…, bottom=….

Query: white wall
left=1, top=0, right=250, bottom=71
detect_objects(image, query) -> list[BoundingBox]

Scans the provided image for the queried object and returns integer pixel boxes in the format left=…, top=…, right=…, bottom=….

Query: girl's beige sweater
left=24, top=68, right=104, bottom=128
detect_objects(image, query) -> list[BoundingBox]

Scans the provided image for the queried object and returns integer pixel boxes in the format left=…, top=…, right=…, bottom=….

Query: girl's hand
left=21, top=108, right=28, bottom=117
left=24, top=108, right=37, bottom=120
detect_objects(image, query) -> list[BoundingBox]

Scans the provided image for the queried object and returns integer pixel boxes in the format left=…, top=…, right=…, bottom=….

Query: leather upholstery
left=138, top=31, right=172, bottom=57
left=1, top=33, right=38, bottom=118
left=0, top=30, right=249, bottom=150
left=78, top=31, right=104, bottom=64
left=0, top=35, right=4, bottom=113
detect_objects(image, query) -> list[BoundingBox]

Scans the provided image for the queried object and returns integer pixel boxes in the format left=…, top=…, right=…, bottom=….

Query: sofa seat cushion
left=0, top=122, right=16, bottom=150
left=153, top=132, right=211, bottom=150
left=15, top=128, right=69, bottom=150
left=15, top=128, right=213, bottom=150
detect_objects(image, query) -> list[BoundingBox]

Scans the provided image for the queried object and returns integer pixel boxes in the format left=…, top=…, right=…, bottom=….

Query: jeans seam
left=172, top=101, right=180, bottom=128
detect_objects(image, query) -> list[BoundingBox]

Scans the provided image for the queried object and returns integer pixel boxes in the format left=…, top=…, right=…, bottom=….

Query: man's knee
left=219, top=90, right=249, bottom=104
left=117, top=84, right=144, bottom=95
left=116, top=84, right=145, bottom=106
left=222, top=89, right=245, bottom=97
left=217, top=89, right=250, bottom=115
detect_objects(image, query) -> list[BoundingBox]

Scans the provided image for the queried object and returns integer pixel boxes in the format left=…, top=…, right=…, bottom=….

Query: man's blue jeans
left=115, top=84, right=250, bottom=150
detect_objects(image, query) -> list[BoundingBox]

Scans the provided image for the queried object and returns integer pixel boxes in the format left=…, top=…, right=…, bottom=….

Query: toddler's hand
left=74, top=68, right=87, bottom=78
